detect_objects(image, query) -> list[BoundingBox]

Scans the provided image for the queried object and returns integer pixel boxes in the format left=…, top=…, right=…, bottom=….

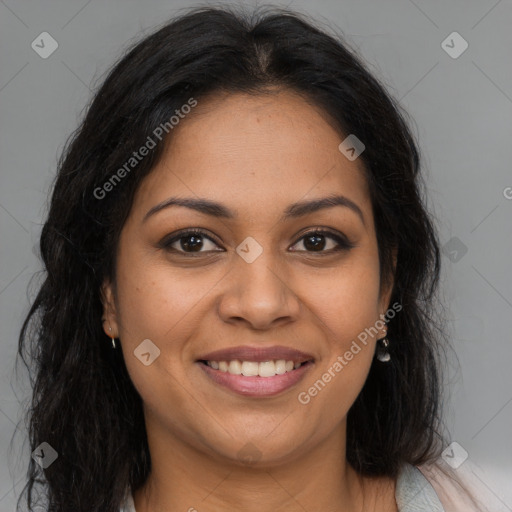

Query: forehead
left=132, top=90, right=372, bottom=224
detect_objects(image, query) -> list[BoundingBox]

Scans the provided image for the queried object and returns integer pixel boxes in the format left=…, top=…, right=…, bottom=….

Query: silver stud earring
left=376, top=324, right=390, bottom=362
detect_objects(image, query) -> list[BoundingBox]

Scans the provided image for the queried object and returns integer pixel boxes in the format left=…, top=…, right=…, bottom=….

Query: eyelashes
left=158, top=228, right=355, bottom=256
left=159, top=229, right=222, bottom=255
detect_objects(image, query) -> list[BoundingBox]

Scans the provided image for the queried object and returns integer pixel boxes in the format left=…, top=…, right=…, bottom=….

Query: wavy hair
left=16, top=5, right=450, bottom=511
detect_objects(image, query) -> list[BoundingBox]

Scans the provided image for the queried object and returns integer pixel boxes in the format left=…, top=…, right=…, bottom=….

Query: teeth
left=206, top=359, right=305, bottom=377
left=258, top=361, right=276, bottom=377
left=275, top=360, right=286, bottom=374
left=241, top=361, right=259, bottom=376
left=228, top=360, right=242, bottom=374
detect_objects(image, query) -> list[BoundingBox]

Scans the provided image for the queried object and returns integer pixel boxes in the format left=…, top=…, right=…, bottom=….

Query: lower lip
left=197, top=361, right=314, bottom=397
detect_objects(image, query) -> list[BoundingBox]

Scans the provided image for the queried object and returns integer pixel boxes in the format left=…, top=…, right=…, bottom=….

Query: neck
left=132, top=418, right=396, bottom=512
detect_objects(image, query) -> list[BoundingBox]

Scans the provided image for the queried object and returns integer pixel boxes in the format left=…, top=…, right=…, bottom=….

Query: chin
left=203, top=431, right=310, bottom=469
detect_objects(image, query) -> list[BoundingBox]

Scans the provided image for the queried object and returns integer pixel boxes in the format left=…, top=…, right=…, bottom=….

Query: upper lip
left=197, top=345, right=314, bottom=364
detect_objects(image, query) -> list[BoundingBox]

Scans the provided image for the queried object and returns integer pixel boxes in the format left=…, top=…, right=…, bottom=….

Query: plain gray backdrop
left=1, top=0, right=511, bottom=510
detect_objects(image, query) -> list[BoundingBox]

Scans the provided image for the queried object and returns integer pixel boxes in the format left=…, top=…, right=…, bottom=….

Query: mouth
left=199, top=359, right=311, bottom=376
left=196, top=346, right=315, bottom=397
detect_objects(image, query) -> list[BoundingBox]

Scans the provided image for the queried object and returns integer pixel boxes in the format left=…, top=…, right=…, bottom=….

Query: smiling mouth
left=199, top=359, right=312, bottom=377
left=197, top=358, right=314, bottom=397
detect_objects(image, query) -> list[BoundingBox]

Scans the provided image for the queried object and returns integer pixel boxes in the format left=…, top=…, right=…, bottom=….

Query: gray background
left=1, top=0, right=511, bottom=510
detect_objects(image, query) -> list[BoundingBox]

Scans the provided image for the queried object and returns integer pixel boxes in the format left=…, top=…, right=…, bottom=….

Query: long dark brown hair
left=16, top=5, right=452, bottom=511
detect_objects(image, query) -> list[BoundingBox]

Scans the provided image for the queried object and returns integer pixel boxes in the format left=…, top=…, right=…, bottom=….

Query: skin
left=102, top=89, right=398, bottom=512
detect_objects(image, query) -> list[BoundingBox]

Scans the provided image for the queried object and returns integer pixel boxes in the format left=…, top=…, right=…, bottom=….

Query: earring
left=109, top=326, right=116, bottom=349
left=376, top=324, right=390, bottom=362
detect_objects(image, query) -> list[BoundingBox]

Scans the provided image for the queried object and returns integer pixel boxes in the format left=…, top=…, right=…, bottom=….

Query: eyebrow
left=143, top=194, right=365, bottom=226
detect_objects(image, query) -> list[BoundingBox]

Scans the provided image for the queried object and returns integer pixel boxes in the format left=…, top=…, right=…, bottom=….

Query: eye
left=159, top=228, right=354, bottom=256
left=290, top=229, right=354, bottom=254
left=159, top=229, right=223, bottom=254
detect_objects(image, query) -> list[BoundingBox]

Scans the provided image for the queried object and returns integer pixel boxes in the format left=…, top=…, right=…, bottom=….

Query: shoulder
left=396, top=463, right=445, bottom=511
left=416, top=459, right=500, bottom=512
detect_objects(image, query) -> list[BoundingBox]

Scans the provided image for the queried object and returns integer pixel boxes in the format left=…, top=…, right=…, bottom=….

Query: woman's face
left=102, top=90, right=394, bottom=467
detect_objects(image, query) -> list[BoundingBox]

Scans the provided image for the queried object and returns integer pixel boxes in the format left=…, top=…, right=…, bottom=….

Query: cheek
left=115, top=251, right=215, bottom=343
left=113, top=256, right=207, bottom=410
left=302, top=253, right=382, bottom=341
left=295, top=251, right=381, bottom=409
left=296, top=272, right=380, bottom=428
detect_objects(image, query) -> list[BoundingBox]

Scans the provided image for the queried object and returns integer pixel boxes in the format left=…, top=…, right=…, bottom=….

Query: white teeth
left=258, top=361, right=276, bottom=377
left=275, top=360, right=286, bottom=374
left=228, top=360, right=242, bottom=374
left=206, top=359, right=306, bottom=377
left=241, top=361, right=259, bottom=376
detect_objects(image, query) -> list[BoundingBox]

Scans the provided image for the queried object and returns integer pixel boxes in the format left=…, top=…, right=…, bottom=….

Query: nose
left=217, top=250, right=301, bottom=331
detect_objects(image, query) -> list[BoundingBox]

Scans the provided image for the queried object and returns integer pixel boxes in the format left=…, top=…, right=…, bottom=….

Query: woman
left=17, top=5, right=488, bottom=511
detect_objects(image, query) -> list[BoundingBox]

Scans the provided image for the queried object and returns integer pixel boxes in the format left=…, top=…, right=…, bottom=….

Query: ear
left=100, top=278, right=119, bottom=338
left=379, top=246, right=398, bottom=315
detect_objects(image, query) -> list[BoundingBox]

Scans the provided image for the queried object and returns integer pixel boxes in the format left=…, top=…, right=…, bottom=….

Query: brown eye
left=160, top=230, right=222, bottom=254
left=290, top=230, right=354, bottom=254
